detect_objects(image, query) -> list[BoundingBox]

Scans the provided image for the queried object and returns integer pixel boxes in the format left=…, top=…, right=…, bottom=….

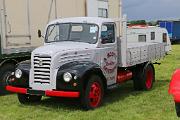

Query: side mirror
left=38, top=29, right=42, bottom=38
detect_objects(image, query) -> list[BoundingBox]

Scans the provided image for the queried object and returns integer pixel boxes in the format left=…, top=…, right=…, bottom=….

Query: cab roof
left=48, top=17, right=114, bottom=26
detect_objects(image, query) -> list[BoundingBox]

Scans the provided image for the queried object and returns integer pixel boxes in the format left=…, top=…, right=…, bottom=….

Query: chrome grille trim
left=33, top=55, right=51, bottom=84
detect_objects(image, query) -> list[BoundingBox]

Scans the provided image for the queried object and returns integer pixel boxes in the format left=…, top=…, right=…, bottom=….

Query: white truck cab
left=6, top=17, right=171, bottom=110
left=30, top=17, right=119, bottom=90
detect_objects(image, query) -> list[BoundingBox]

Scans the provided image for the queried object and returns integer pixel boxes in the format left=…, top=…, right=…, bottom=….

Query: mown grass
left=0, top=45, right=179, bottom=120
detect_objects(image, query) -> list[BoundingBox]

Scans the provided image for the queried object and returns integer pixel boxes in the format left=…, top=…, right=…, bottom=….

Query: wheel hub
left=146, top=69, right=153, bottom=89
left=89, top=82, right=102, bottom=108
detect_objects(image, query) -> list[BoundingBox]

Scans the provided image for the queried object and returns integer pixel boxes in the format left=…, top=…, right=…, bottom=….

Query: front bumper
left=6, top=86, right=80, bottom=98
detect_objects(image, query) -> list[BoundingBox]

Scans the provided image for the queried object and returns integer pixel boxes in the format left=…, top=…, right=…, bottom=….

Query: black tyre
left=175, top=102, right=180, bottom=117
left=81, top=75, right=104, bottom=110
left=133, top=66, right=142, bottom=90
left=0, top=64, right=15, bottom=93
left=133, top=63, right=155, bottom=91
left=18, top=94, right=42, bottom=104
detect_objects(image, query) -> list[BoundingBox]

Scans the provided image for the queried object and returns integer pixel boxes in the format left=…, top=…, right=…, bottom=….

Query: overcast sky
left=123, top=0, right=180, bottom=21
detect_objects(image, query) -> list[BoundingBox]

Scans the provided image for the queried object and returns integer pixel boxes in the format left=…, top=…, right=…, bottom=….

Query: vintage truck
left=0, top=0, right=119, bottom=93
left=169, top=69, right=180, bottom=117
left=6, top=16, right=171, bottom=109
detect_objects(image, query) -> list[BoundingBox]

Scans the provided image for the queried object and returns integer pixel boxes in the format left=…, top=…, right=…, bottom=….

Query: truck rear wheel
left=175, top=102, right=180, bottom=117
left=18, top=94, right=42, bottom=104
left=133, top=63, right=155, bottom=91
left=0, top=64, right=15, bottom=93
left=81, top=75, right=104, bottom=110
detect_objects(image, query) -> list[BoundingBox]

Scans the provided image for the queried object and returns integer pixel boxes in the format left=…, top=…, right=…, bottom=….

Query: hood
left=32, top=41, right=96, bottom=56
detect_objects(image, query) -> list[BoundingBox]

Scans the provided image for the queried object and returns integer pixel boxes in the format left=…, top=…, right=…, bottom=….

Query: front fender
left=169, top=69, right=180, bottom=102
left=56, top=61, right=103, bottom=91
left=8, top=60, right=31, bottom=87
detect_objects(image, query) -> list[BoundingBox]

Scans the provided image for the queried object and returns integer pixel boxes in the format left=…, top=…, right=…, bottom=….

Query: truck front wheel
left=17, top=94, right=42, bottom=104
left=81, top=75, right=104, bottom=110
left=133, top=63, right=155, bottom=91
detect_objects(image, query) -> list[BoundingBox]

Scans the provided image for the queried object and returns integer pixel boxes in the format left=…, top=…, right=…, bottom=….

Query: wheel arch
left=0, top=59, right=18, bottom=68
left=133, top=62, right=155, bottom=76
left=81, top=67, right=107, bottom=91
left=143, top=62, right=155, bottom=77
left=56, top=61, right=107, bottom=92
left=144, top=62, right=154, bottom=70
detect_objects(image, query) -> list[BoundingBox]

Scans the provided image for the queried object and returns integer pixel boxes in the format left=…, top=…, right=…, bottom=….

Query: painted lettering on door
left=103, top=52, right=117, bottom=73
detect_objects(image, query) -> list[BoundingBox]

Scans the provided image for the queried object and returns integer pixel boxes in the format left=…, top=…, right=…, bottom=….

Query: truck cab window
left=46, top=25, right=60, bottom=42
left=101, top=24, right=115, bottom=44
left=46, top=23, right=98, bottom=44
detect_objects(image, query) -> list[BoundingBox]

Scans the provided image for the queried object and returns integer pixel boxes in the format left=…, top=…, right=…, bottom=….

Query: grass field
left=0, top=45, right=179, bottom=120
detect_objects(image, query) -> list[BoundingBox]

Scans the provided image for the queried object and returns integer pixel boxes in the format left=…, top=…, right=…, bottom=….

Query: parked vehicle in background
left=169, top=69, right=180, bottom=117
left=6, top=16, right=171, bottom=110
left=0, top=0, right=121, bottom=93
left=159, top=21, right=180, bottom=43
left=127, top=25, right=171, bottom=53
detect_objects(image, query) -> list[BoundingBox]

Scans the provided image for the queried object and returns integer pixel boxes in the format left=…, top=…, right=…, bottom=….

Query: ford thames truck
left=0, top=0, right=118, bottom=93
left=6, top=17, right=171, bottom=109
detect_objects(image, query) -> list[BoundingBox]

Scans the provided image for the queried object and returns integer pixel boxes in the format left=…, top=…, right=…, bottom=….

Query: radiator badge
left=39, top=59, right=43, bottom=67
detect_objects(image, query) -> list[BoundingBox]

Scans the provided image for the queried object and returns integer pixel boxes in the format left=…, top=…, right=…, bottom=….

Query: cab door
left=100, top=23, right=118, bottom=86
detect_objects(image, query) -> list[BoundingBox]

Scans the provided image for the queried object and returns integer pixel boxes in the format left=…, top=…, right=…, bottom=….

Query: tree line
left=128, top=20, right=158, bottom=26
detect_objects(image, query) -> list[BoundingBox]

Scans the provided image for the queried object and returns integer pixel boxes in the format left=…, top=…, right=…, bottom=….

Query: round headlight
left=63, top=72, right=72, bottom=82
left=15, top=69, right=22, bottom=79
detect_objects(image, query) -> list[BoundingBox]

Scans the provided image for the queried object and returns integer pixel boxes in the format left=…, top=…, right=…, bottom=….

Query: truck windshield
left=45, top=23, right=99, bottom=44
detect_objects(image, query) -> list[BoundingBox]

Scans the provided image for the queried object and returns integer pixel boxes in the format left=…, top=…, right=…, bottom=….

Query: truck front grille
left=33, top=55, right=51, bottom=84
